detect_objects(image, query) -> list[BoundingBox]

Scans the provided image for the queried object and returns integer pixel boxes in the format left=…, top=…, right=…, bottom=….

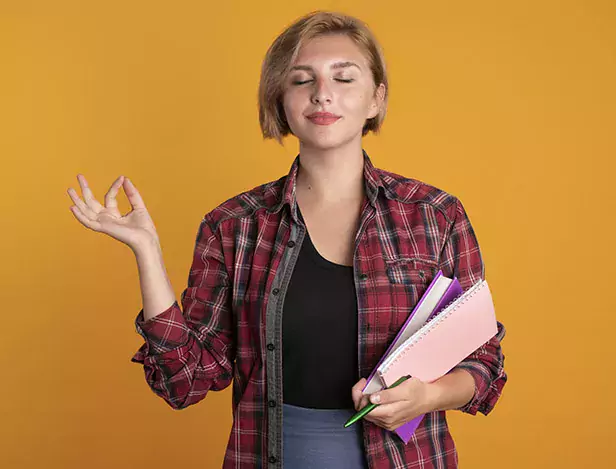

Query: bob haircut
left=258, top=10, right=389, bottom=145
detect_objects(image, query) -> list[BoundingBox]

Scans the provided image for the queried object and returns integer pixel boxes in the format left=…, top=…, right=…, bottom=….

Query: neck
left=295, top=140, right=366, bottom=205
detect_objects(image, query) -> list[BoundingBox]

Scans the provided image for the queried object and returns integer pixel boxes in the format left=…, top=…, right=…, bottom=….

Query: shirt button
left=269, top=456, right=278, bottom=463
left=268, top=400, right=277, bottom=407
left=272, top=288, right=280, bottom=296
left=287, top=240, right=296, bottom=248
left=359, top=273, right=368, bottom=280
left=267, top=343, right=275, bottom=351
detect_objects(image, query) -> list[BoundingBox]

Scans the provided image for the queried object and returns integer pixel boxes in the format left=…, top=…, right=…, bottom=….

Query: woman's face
left=282, top=33, right=385, bottom=151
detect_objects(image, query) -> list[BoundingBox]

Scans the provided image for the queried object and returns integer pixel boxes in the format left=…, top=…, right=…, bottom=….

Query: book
left=361, top=270, right=463, bottom=444
left=376, top=278, right=497, bottom=388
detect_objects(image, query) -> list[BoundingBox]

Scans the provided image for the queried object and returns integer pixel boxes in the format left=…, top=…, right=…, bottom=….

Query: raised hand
left=67, top=174, right=160, bottom=251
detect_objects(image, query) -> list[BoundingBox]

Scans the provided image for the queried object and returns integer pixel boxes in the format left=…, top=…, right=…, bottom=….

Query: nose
left=311, top=78, right=332, bottom=105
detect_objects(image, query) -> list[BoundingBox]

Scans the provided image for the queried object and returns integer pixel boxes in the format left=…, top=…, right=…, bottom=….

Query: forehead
left=292, top=33, right=369, bottom=69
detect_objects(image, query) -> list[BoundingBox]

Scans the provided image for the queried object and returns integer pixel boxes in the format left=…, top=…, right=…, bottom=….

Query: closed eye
left=292, top=78, right=355, bottom=85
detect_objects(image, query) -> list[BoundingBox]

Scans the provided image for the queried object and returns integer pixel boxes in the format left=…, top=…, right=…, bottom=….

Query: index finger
left=103, top=175, right=125, bottom=209
left=351, top=378, right=367, bottom=410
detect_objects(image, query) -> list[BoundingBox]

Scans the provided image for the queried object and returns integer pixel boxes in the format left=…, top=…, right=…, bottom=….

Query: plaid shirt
left=132, top=150, right=507, bottom=468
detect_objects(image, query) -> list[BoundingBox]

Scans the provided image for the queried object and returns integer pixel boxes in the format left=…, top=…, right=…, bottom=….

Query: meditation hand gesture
left=67, top=174, right=159, bottom=251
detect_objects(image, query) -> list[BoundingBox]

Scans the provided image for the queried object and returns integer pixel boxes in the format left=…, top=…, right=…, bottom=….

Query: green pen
left=344, top=375, right=410, bottom=428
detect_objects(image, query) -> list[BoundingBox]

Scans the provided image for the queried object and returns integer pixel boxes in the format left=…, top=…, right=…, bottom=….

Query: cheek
left=339, top=91, right=370, bottom=114
left=282, top=93, right=304, bottom=121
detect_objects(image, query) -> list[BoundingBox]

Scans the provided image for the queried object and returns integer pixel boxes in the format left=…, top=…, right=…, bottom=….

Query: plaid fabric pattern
left=131, top=150, right=507, bottom=468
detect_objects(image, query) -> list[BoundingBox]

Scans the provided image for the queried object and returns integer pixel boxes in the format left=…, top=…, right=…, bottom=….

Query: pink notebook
left=377, top=279, right=498, bottom=388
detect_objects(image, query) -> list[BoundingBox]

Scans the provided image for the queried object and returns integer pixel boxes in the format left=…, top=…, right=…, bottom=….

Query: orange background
left=1, top=0, right=614, bottom=467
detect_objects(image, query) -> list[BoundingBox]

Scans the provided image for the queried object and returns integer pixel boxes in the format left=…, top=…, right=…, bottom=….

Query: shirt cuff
left=131, top=300, right=189, bottom=362
left=453, top=361, right=495, bottom=416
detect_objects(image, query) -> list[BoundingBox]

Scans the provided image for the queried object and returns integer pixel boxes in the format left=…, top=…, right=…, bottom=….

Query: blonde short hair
left=258, top=10, right=389, bottom=145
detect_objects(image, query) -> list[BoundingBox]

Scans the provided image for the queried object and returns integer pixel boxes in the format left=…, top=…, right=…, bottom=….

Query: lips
left=306, top=113, right=341, bottom=126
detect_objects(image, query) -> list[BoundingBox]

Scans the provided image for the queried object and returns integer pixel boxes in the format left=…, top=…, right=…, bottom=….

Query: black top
left=282, top=207, right=359, bottom=409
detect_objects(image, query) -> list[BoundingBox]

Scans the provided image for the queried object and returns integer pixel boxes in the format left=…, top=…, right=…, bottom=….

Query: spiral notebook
left=360, top=271, right=464, bottom=443
left=376, top=278, right=497, bottom=388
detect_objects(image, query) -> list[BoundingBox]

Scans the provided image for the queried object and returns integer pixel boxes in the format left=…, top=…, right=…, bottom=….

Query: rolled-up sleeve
left=438, top=197, right=507, bottom=416
left=131, top=214, right=235, bottom=410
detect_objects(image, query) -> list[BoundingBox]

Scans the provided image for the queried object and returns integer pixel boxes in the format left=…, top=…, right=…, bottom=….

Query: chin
left=302, top=139, right=342, bottom=151
left=296, top=130, right=357, bottom=151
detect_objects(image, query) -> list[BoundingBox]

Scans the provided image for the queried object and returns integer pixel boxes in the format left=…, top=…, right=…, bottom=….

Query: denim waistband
left=282, top=403, right=368, bottom=469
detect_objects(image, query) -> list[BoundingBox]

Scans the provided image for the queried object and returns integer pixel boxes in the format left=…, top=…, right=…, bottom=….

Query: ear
left=367, top=83, right=386, bottom=120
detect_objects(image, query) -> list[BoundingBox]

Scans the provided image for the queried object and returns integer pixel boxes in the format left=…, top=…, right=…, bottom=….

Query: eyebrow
left=289, top=61, right=361, bottom=72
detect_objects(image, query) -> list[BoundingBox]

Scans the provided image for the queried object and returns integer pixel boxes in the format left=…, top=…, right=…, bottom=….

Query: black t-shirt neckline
left=296, top=205, right=353, bottom=271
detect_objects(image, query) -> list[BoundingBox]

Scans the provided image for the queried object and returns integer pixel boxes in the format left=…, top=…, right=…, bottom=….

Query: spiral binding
left=379, top=280, right=487, bottom=374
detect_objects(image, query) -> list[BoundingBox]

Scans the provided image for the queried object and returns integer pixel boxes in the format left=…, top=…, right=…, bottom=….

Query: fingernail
left=370, top=394, right=381, bottom=404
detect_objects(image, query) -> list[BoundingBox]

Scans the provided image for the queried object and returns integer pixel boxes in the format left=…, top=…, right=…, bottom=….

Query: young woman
left=67, top=10, right=506, bottom=469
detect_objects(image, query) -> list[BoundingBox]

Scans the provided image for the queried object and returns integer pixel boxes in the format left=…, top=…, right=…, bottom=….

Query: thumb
left=369, top=377, right=415, bottom=405
left=351, top=378, right=368, bottom=411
